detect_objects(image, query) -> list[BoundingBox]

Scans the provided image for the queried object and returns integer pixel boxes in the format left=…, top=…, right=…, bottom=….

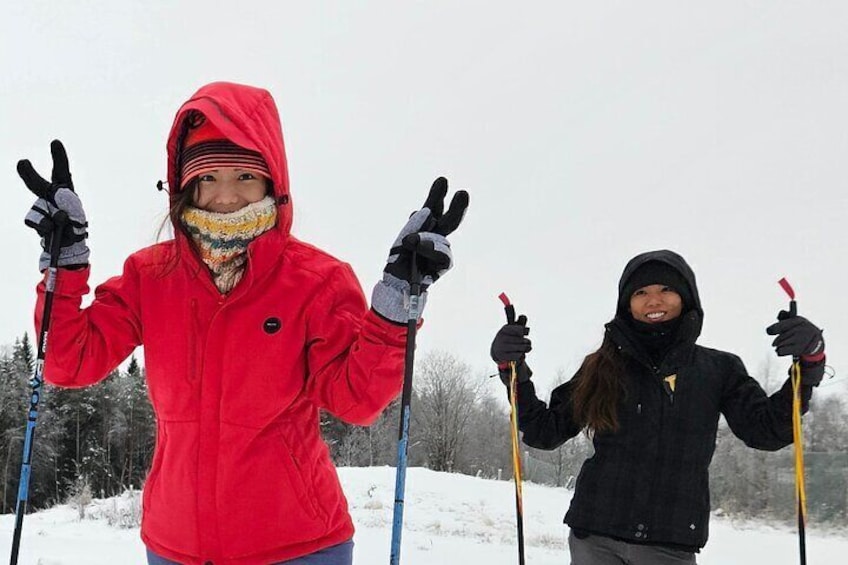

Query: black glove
left=491, top=313, right=533, bottom=385
left=19, top=140, right=89, bottom=271
left=766, top=312, right=824, bottom=359
left=766, top=306, right=825, bottom=386
left=372, top=177, right=469, bottom=323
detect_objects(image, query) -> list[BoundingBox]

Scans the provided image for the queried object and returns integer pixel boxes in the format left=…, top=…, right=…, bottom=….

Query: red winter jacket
left=36, top=82, right=407, bottom=565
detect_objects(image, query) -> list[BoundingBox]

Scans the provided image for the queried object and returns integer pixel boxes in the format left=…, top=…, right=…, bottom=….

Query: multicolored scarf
left=180, top=196, right=277, bottom=293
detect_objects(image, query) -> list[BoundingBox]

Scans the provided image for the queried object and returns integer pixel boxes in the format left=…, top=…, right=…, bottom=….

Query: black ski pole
left=390, top=250, right=421, bottom=565
left=778, top=277, right=807, bottom=565
left=10, top=211, right=68, bottom=565
left=498, top=293, right=526, bottom=565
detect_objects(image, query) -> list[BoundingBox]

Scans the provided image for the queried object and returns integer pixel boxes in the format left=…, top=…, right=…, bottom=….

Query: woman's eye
left=238, top=173, right=256, bottom=181
left=661, top=286, right=673, bottom=292
left=198, top=174, right=215, bottom=183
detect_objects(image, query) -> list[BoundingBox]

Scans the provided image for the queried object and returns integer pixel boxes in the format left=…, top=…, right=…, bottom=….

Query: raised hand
left=372, top=177, right=469, bottom=324
left=19, top=140, right=89, bottom=270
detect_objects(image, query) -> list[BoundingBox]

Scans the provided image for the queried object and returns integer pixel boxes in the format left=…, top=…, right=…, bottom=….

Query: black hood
left=614, top=250, right=704, bottom=341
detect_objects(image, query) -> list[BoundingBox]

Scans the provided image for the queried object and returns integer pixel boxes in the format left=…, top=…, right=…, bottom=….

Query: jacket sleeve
left=513, top=378, right=582, bottom=450
left=719, top=353, right=813, bottom=451
left=303, top=263, right=406, bottom=426
left=35, top=259, right=143, bottom=388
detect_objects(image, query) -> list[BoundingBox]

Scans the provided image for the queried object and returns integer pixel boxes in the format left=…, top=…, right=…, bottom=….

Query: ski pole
left=10, top=211, right=68, bottom=565
left=498, top=292, right=526, bottom=565
left=778, top=277, right=807, bottom=565
left=390, top=251, right=421, bottom=565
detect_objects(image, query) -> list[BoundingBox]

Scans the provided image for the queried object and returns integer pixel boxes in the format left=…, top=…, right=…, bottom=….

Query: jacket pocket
left=216, top=424, right=328, bottom=558
left=279, top=433, right=324, bottom=522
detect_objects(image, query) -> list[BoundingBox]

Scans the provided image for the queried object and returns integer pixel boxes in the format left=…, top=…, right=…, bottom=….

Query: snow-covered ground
left=1, top=467, right=846, bottom=564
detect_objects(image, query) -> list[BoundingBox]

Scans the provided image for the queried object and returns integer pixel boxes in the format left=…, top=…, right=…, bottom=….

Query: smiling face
left=629, top=284, right=683, bottom=324
left=192, top=167, right=268, bottom=213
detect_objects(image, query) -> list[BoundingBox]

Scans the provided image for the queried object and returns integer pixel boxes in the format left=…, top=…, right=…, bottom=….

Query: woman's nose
left=213, top=183, right=239, bottom=203
left=645, top=292, right=662, bottom=306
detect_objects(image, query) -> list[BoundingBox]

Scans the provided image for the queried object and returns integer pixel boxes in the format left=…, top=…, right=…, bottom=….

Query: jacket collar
left=176, top=227, right=289, bottom=299
left=606, top=310, right=701, bottom=373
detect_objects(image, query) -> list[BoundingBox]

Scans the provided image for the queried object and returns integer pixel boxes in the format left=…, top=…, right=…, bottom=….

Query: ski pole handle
left=778, top=277, right=800, bottom=359
left=47, top=210, right=69, bottom=267
left=499, top=292, right=515, bottom=324
left=408, top=252, right=421, bottom=320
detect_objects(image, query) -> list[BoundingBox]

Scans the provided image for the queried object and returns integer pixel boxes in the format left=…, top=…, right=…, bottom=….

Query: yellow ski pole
left=778, top=277, right=807, bottom=565
left=499, top=293, right=526, bottom=565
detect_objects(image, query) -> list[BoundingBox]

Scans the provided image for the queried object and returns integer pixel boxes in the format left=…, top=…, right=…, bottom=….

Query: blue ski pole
left=9, top=211, right=68, bottom=565
left=389, top=251, right=421, bottom=565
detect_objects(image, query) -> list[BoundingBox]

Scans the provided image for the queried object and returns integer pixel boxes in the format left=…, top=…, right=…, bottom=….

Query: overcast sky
left=2, top=2, right=846, bottom=397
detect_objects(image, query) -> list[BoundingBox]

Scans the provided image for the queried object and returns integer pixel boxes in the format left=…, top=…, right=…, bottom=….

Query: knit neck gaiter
left=180, top=196, right=277, bottom=294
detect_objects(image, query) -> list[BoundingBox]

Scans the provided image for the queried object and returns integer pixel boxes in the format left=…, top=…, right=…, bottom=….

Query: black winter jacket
left=515, top=250, right=814, bottom=550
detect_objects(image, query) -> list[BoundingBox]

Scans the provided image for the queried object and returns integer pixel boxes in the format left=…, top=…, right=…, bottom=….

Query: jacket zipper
left=662, top=378, right=675, bottom=405
left=188, top=298, right=199, bottom=381
left=651, top=364, right=675, bottom=406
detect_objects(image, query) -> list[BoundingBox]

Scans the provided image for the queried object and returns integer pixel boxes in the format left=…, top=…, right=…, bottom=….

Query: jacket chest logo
left=263, top=317, right=282, bottom=334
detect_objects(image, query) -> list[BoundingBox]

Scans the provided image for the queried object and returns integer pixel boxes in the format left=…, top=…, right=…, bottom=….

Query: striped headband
left=179, top=114, right=271, bottom=189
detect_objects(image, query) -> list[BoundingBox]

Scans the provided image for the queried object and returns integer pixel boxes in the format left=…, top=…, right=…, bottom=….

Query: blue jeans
left=146, top=540, right=354, bottom=565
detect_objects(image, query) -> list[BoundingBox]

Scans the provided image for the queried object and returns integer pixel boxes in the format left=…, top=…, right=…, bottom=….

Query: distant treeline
left=1, top=337, right=846, bottom=526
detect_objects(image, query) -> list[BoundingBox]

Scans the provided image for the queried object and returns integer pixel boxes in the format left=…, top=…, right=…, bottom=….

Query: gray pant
left=569, top=531, right=697, bottom=565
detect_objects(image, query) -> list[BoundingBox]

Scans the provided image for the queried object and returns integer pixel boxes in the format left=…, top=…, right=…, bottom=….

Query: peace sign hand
left=371, top=177, right=469, bottom=324
left=19, top=140, right=90, bottom=270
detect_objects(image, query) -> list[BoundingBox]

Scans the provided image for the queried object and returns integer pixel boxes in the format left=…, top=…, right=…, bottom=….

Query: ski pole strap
left=508, top=360, right=526, bottom=564
left=499, top=292, right=516, bottom=324
left=791, top=360, right=807, bottom=520
left=791, top=358, right=808, bottom=565
left=509, top=362, right=524, bottom=496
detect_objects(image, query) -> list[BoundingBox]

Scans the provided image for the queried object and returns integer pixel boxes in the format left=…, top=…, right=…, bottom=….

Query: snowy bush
left=66, top=476, right=93, bottom=521
left=86, top=488, right=142, bottom=529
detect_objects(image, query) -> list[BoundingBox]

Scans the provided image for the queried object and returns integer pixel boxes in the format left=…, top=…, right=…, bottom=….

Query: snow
left=1, top=467, right=845, bottom=564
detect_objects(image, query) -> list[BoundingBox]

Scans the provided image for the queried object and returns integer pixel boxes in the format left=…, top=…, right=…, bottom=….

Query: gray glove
left=18, top=140, right=89, bottom=271
left=371, top=177, right=469, bottom=324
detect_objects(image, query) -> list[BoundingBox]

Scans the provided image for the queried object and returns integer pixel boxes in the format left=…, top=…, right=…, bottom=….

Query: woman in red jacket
left=18, top=82, right=468, bottom=565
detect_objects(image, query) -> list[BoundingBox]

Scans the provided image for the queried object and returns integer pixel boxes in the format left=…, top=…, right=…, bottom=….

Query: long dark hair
left=571, top=333, right=627, bottom=434
left=157, top=179, right=197, bottom=242
left=153, top=180, right=198, bottom=276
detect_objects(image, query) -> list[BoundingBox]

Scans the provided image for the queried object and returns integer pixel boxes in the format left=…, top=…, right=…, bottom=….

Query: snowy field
left=1, top=467, right=846, bottom=564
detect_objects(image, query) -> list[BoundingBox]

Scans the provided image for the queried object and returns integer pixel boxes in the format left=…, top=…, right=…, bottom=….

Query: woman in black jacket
left=490, top=249, right=826, bottom=565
